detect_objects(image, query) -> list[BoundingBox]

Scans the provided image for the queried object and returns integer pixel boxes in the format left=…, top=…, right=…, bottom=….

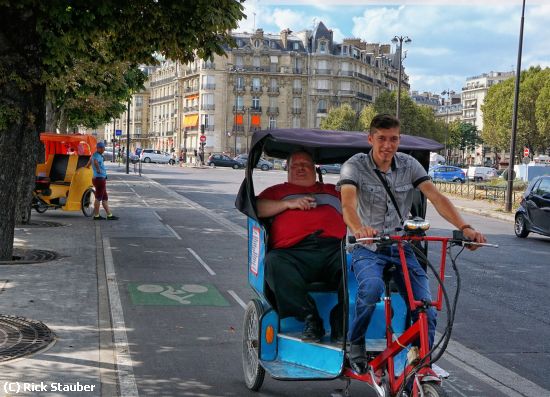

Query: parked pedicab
left=235, top=128, right=495, bottom=397
left=32, top=133, right=96, bottom=217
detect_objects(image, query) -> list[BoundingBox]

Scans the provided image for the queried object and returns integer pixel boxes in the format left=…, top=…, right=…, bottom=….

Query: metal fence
left=433, top=181, right=523, bottom=206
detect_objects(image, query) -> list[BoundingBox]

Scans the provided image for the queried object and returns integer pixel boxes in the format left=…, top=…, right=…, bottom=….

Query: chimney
left=280, top=29, right=292, bottom=49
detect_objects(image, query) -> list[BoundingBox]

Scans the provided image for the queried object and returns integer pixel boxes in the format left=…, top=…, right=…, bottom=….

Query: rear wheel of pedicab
left=242, top=299, right=265, bottom=391
left=81, top=188, right=95, bottom=217
left=421, top=383, right=448, bottom=397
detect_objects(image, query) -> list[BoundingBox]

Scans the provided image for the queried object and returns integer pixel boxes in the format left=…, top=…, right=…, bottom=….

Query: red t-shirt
left=258, top=182, right=346, bottom=249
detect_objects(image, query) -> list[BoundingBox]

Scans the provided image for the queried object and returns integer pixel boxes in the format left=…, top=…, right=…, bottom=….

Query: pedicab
left=32, top=133, right=97, bottom=217
left=235, top=128, right=494, bottom=397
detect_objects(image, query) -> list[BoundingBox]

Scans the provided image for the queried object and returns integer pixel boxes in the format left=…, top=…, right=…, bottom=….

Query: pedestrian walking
left=87, top=142, right=119, bottom=220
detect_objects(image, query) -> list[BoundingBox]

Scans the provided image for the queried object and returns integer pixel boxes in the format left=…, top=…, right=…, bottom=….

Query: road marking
left=103, top=237, right=139, bottom=397
left=165, top=224, right=181, bottom=240
left=142, top=199, right=150, bottom=208
left=153, top=211, right=162, bottom=221
left=228, top=290, right=247, bottom=309
left=128, top=283, right=228, bottom=306
left=187, top=248, right=216, bottom=275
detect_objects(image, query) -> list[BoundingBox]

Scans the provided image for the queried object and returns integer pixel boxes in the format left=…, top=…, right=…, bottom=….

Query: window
left=269, top=97, right=277, bottom=107
left=253, top=56, right=261, bottom=68
left=294, top=58, right=302, bottom=71
left=317, top=100, right=327, bottom=113
left=343, top=46, right=348, bottom=55
left=341, top=62, right=349, bottom=71
left=319, top=41, right=326, bottom=53
left=318, top=60, right=328, bottom=69
left=341, top=81, right=351, bottom=90
left=201, top=93, right=214, bottom=108
left=269, top=116, right=277, bottom=129
left=252, top=96, right=260, bottom=109
left=317, top=80, right=329, bottom=90
left=536, top=178, right=550, bottom=195
left=293, top=42, right=300, bottom=50
left=254, top=39, right=261, bottom=48
left=252, top=77, right=261, bottom=88
left=135, top=96, right=143, bottom=107
left=270, top=78, right=277, bottom=89
left=293, top=79, right=301, bottom=89
left=235, top=56, right=244, bottom=67
left=236, top=95, right=244, bottom=108
left=293, top=97, right=301, bottom=108
left=236, top=76, right=244, bottom=89
left=292, top=117, right=300, bottom=128
left=270, top=55, right=278, bottom=64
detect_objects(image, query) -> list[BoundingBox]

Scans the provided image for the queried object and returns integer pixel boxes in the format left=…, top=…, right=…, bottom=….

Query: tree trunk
left=45, top=99, right=60, bottom=132
left=0, top=8, right=45, bottom=260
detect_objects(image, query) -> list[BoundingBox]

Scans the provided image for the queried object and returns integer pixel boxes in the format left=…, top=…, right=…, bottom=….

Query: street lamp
left=392, top=35, right=411, bottom=119
left=441, top=89, right=455, bottom=163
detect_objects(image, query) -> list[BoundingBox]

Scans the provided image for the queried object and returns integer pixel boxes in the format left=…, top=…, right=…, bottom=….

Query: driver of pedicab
left=338, top=114, right=486, bottom=374
left=257, top=151, right=346, bottom=343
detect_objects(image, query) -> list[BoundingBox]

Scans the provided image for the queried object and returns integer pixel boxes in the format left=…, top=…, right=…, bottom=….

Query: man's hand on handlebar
left=353, top=225, right=378, bottom=242
left=462, top=228, right=487, bottom=251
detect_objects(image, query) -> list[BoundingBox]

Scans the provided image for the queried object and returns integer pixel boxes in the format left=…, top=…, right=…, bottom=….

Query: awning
left=184, top=114, right=199, bottom=127
left=251, top=115, right=261, bottom=126
left=235, top=114, right=243, bottom=125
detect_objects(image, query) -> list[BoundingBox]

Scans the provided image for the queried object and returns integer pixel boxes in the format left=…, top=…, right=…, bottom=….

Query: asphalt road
left=107, top=164, right=550, bottom=397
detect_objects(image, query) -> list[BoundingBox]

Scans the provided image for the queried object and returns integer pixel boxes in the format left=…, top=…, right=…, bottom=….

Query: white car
left=467, top=166, right=498, bottom=182
left=139, top=149, right=175, bottom=164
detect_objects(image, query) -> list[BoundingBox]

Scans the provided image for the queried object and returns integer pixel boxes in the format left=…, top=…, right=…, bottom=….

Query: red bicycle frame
left=343, top=234, right=452, bottom=396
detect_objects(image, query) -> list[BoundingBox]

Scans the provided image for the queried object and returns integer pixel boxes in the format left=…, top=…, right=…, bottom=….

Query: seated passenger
left=257, top=151, right=346, bottom=342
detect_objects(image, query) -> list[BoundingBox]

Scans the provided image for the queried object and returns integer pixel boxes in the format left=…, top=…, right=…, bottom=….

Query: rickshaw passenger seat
left=49, top=154, right=70, bottom=183
left=77, top=155, right=90, bottom=169
left=306, top=282, right=336, bottom=292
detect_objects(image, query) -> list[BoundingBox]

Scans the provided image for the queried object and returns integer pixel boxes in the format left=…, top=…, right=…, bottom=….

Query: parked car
left=515, top=175, right=550, bottom=238
left=140, top=149, right=175, bottom=164
left=428, top=165, right=465, bottom=183
left=208, top=153, right=243, bottom=169
left=233, top=154, right=273, bottom=171
left=467, top=166, right=498, bottom=182
left=101, top=147, right=139, bottom=163
left=282, top=159, right=287, bottom=171
left=318, top=163, right=341, bottom=174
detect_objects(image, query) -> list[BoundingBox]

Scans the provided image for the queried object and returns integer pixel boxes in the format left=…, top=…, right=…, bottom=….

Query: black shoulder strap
left=374, top=169, right=404, bottom=224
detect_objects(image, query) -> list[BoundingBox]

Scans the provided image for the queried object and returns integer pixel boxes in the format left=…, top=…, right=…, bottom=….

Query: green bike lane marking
left=128, top=283, right=229, bottom=306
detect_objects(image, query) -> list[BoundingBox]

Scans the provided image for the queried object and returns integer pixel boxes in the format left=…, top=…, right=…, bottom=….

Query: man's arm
left=418, top=180, right=486, bottom=248
left=257, top=196, right=316, bottom=218
left=340, top=184, right=377, bottom=239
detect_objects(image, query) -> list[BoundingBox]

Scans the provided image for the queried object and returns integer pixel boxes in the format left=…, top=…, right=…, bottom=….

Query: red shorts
left=92, top=178, right=108, bottom=201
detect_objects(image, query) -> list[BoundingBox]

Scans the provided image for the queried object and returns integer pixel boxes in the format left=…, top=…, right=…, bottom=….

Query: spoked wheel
left=242, top=299, right=265, bottom=391
left=81, top=188, right=95, bottom=217
left=421, top=383, right=448, bottom=397
left=514, top=214, right=529, bottom=238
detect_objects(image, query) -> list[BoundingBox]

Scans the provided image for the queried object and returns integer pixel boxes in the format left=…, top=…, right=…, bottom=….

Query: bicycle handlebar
left=347, top=233, right=498, bottom=248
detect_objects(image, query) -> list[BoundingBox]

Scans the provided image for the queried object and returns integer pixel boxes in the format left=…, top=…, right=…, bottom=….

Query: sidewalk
left=0, top=171, right=515, bottom=396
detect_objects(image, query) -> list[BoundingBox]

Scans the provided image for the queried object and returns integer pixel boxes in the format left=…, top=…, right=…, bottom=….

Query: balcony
left=338, top=70, right=354, bottom=77
left=201, top=104, right=215, bottom=111
left=314, top=88, right=331, bottom=95
left=267, top=87, right=280, bottom=95
left=338, top=90, right=355, bottom=97
left=201, top=62, right=216, bottom=70
left=292, top=88, right=302, bottom=95
left=317, top=109, right=328, bottom=114
left=201, top=84, right=216, bottom=90
left=315, top=69, right=332, bottom=75
left=250, top=86, right=263, bottom=93
left=184, top=86, right=199, bottom=94
left=291, top=107, right=302, bottom=114
left=357, top=73, right=374, bottom=83
left=293, top=68, right=303, bottom=74
left=150, top=77, right=175, bottom=87
left=267, top=107, right=279, bottom=115
left=233, top=125, right=245, bottom=132
left=205, top=124, right=215, bottom=131
left=356, top=92, right=373, bottom=101
left=233, top=85, right=246, bottom=93
left=183, top=105, right=199, bottom=112
left=232, top=105, right=245, bottom=113
left=249, top=106, right=262, bottom=114
left=149, top=95, right=173, bottom=104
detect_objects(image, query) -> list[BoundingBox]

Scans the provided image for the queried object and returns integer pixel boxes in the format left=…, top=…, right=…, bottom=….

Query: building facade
left=101, top=22, right=408, bottom=162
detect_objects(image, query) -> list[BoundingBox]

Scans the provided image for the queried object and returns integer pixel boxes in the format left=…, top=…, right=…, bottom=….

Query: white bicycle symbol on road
left=137, top=284, right=208, bottom=304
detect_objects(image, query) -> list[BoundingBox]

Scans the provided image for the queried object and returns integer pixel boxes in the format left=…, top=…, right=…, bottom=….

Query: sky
left=235, top=0, right=550, bottom=95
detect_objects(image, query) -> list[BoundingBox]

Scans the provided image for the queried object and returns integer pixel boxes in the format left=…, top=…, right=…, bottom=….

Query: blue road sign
left=115, top=129, right=122, bottom=136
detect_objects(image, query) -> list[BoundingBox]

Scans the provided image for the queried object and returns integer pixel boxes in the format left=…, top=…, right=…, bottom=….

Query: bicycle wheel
left=81, top=188, right=95, bottom=217
left=242, top=299, right=265, bottom=391
left=421, top=383, right=448, bottom=397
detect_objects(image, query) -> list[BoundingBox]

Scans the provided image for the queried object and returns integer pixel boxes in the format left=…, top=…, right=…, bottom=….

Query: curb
left=454, top=205, right=515, bottom=223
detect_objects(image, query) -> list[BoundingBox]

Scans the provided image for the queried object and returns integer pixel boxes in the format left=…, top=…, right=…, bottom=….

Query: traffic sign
left=115, top=129, right=122, bottom=136
left=200, top=135, right=206, bottom=143
left=523, top=147, right=529, bottom=157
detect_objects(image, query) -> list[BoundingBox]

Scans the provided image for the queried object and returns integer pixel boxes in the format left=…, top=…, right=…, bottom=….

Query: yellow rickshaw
left=32, top=133, right=96, bottom=216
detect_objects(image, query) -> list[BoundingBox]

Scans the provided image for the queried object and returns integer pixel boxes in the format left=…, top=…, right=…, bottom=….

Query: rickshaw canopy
left=235, top=128, right=444, bottom=221
left=40, top=133, right=97, bottom=159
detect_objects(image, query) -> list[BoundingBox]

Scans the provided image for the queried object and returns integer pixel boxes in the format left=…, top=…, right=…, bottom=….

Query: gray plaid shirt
left=337, top=151, right=430, bottom=234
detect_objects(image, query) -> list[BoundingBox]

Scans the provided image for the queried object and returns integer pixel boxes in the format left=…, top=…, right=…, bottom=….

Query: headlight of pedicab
left=403, top=217, right=430, bottom=233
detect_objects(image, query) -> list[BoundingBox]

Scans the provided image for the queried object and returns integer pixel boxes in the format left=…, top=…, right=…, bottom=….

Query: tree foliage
left=482, top=66, right=550, bottom=155
left=0, top=1, right=245, bottom=260
left=320, top=103, right=362, bottom=131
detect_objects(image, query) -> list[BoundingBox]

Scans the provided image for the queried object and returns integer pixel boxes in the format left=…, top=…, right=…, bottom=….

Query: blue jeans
left=348, top=244, right=437, bottom=347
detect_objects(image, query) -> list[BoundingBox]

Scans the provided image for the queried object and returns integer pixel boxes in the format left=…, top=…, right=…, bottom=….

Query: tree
left=482, top=66, right=550, bottom=156
left=358, top=105, right=376, bottom=131
left=448, top=122, right=482, bottom=165
left=0, top=1, right=245, bottom=260
left=320, top=103, right=362, bottom=131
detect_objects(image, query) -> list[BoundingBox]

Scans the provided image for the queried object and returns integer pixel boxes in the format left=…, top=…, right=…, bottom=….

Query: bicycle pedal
left=407, top=346, right=420, bottom=365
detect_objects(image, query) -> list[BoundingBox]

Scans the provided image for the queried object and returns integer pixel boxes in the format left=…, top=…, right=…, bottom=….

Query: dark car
left=318, top=163, right=341, bottom=174
left=207, top=153, right=243, bottom=169
left=234, top=154, right=273, bottom=171
left=515, top=175, right=550, bottom=238
left=428, top=165, right=465, bottom=183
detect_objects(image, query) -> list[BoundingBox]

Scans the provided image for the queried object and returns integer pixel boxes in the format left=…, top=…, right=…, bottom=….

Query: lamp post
left=441, top=89, right=455, bottom=164
left=391, top=35, right=411, bottom=119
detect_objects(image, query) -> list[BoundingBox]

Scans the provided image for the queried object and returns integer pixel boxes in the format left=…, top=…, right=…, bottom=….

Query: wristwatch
left=459, top=224, right=474, bottom=231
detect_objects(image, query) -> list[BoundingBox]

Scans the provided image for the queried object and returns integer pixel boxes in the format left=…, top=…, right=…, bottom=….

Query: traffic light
left=200, top=124, right=205, bottom=135
left=200, top=142, right=206, bottom=147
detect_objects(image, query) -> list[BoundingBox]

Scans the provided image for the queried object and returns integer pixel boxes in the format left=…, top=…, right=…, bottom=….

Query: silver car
left=140, top=149, right=175, bottom=164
